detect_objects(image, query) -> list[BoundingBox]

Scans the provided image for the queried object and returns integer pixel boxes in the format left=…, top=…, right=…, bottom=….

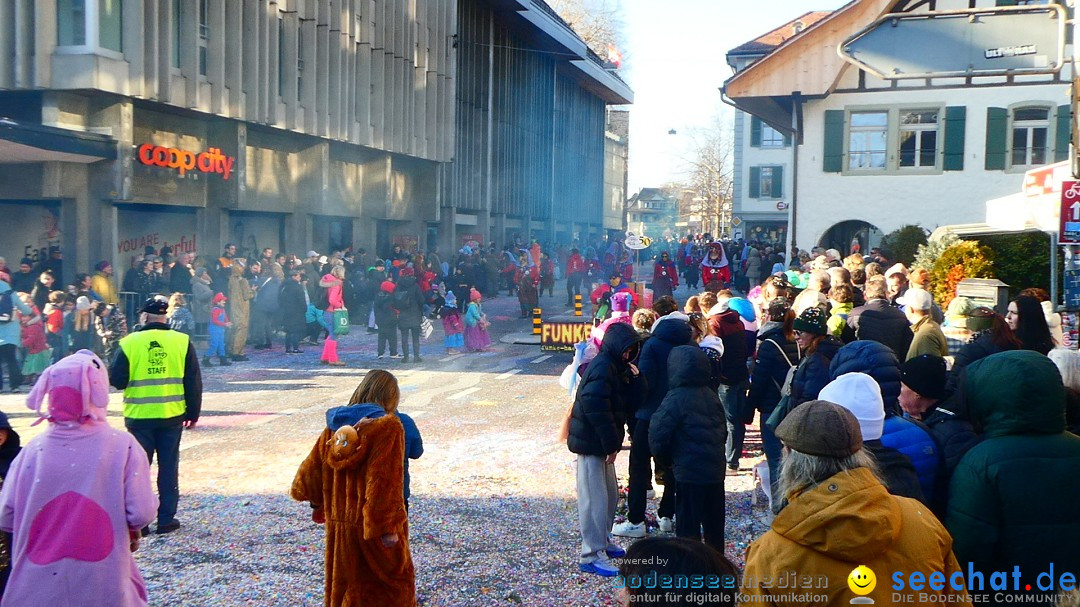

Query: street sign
left=1061, top=181, right=1080, bottom=245
left=839, top=5, right=1066, bottom=80
left=731, top=216, right=742, bottom=227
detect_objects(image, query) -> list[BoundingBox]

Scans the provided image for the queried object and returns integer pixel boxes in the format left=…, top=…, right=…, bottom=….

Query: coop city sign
left=137, top=144, right=236, bottom=180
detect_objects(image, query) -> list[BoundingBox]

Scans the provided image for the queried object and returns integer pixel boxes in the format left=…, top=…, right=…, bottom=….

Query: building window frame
left=55, top=0, right=124, bottom=59
left=760, top=123, right=786, bottom=148
left=198, top=0, right=209, bottom=78
left=841, top=104, right=945, bottom=176
left=1006, top=102, right=1054, bottom=171
left=750, top=165, right=784, bottom=199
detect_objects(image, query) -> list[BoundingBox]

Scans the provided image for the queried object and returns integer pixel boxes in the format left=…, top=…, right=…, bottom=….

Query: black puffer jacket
left=393, top=276, right=424, bottom=328
left=790, top=336, right=842, bottom=407
left=568, top=324, right=645, bottom=456
left=748, top=322, right=801, bottom=415
left=710, top=310, right=749, bottom=385
left=829, top=340, right=902, bottom=413
left=847, top=299, right=912, bottom=359
left=913, top=392, right=978, bottom=515
left=649, top=346, right=728, bottom=484
left=637, top=314, right=694, bottom=420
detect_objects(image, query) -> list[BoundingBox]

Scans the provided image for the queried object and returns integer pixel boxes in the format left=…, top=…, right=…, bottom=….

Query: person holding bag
left=319, top=266, right=347, bottom=366
left=747, top=299, right=800, bottom=512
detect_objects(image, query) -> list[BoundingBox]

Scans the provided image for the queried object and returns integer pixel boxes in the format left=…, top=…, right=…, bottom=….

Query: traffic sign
left=731, top=216, right=742, bottom=227
left=1061, top=181, right=1080, bottom=244
left=839, top=5, right=1066, bottom=80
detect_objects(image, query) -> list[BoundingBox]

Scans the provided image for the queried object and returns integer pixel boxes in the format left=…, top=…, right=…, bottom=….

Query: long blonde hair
left=167, top=292, right=187, bottom=317
left=348, top=370, right=400, bottom=413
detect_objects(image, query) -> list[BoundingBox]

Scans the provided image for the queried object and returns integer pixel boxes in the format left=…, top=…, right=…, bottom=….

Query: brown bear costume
left=291, top=415, right=416, bottom=607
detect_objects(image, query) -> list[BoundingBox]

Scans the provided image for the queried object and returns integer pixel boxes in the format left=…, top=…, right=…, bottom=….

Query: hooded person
left=648, top=346, right=728, bottom=551
left=741, top=400, right=970, bottom=606
left=588, top=292, right=634, bottom=352
left=819, top=373, right=925, bottom=503
left=700, top=242, right=730, bottom=290
left=291, top=370, right=416, bottom=606
left=0, top=350, right=158, bottom=607
left=567, top=323, right=646, bottom=577
left=946, top=351, right=1080, bottom=595
left=613, top=312, right=691, bottom=539
left=651, top=252, right=679, bottom=300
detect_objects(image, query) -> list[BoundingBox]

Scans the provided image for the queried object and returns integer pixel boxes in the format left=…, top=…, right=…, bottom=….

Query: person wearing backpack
left=0, top=274, right=33, bottom=393
left=747, top=299, right=800, bottom=512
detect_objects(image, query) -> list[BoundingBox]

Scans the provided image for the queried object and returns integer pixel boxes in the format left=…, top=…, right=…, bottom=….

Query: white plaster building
left=724, top=0, right=1072, bottom=255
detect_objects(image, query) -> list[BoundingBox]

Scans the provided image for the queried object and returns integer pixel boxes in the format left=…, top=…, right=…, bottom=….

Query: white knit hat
left=818, top=372, right=885, bottom=441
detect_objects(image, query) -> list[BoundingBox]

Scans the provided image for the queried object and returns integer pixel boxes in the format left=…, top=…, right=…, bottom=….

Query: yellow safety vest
left=119, top=329, right=189, bottom=420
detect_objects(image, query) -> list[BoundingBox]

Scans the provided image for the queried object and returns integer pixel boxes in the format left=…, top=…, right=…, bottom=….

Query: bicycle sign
left=1061, top=181, right=1080, bottom=244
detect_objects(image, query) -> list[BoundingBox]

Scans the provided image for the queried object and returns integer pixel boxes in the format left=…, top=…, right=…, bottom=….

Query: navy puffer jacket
left=649, top=346, right=728, bottom=484
left=829, top=340, right=902, bottom=414
left=568, top=324, right=645, bottom=456
left=637, top=314, right=694, bottom=420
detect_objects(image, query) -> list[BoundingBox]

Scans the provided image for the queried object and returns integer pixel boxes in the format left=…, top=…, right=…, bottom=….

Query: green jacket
left=945, top=351, right=1080, bottom=580
left=827, top=301, right=854, bottom=340
left=906, top=316, right=948, bottom=361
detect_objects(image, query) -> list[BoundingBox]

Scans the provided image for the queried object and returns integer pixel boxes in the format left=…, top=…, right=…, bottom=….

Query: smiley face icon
left=848, top=565, right=876, bottom=596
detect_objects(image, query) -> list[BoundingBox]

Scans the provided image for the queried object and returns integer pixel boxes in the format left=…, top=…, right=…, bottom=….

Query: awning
left=0, top=118, right=117, bottom=164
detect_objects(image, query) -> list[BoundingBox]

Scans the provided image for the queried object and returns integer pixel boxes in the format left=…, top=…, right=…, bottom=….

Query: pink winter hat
left=26, top=349, right=111, bottom=425
left=611, top=291, right=632, bottom=312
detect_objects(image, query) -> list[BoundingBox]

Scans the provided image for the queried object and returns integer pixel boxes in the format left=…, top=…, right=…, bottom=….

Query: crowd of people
left=566, top=241, right=1080, bottom=606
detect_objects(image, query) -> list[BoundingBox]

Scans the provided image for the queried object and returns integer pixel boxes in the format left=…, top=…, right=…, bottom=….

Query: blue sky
left=616, top=0, right=851, bottom=193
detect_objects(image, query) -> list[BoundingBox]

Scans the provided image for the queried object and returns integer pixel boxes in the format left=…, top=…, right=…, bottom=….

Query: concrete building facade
left=0, top=0, right=630, bottom=283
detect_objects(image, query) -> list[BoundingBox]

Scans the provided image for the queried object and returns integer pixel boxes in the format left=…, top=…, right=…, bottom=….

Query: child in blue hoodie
left=324, top=370, right=424, bottom=509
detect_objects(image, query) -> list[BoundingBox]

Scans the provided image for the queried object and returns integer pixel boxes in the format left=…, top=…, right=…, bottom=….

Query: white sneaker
left=611, top=520, right=646, bottom=538
left=658, top=517, right=674, bottom=533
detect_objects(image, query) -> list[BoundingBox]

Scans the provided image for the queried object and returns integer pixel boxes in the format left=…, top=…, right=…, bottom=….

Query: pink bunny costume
left=0, top=350, right=157, bottom=606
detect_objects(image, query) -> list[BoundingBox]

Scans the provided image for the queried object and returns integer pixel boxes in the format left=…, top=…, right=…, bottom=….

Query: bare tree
left=678, top=113, right=735, bottom=238
left=550, top=0, right=629, bottom=68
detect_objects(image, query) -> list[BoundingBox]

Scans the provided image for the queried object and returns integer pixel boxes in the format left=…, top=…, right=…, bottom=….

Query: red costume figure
left=652, top=252, right=679, bottom=300
left=700, top=242, right=731, bottom=290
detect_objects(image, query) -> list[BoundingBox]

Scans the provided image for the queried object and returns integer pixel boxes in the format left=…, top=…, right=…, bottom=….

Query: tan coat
left=227, top=265, right=254, bottom=354
left=291, top=415, right=415, bottom=607
left=741, top=468, right=971, bottom=607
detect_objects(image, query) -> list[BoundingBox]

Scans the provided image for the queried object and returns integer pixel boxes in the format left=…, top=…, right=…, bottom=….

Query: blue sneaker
left=580, top=560, right=620, bottom=577
left=606, top=545, right=626, bottom=559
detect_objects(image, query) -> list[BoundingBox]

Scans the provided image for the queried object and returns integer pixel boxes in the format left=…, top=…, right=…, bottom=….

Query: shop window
left=57, top=0, right=87, bottom=46
left=98, top=0, right=122, bottom=52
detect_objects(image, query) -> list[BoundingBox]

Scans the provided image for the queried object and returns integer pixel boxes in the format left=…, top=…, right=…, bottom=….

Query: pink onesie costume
left=0, top=349, right=158, bottom=607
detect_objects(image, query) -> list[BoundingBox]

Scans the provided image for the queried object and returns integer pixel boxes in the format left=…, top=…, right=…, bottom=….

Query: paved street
left=0, top=275, right=770, bottom=607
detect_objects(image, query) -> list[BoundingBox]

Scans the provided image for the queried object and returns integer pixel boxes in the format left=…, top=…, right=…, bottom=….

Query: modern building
left=626, top=187, right=678, bottom=239
left=725, top=12, right=831, bottom=246
left=723, top=0, right=1071, bottom=255
left=0, top=0, right=630, bottom=283
left=604, top=109, right=630, bottom=239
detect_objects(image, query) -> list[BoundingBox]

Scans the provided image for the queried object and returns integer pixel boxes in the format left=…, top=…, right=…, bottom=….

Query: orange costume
left=291, top=415, right=415, bottom=607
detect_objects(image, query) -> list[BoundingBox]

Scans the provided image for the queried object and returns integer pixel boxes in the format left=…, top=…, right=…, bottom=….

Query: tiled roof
left=728, top=11, right=833, bottom=56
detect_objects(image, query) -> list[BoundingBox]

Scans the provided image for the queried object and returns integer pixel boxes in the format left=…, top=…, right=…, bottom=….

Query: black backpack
left=317, top=286, right=330, bottom=309
left=0, top=290, right=13, bottom=323
left=393, top=286, right=411, bottom=308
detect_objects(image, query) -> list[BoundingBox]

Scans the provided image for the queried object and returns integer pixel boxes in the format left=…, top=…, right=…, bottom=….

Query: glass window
left=848, top=111, right=887, bottom=170
left=57, top=0, right=87, bottom=46
left=297, top=25, right=305, bottom=95
left=99, top=0, right=122, bottom=52
left=278, top=16, right=285, bottom=96
left=761, top=124, right=785, bottom=147
left=172, top=0, right=181, bottom=68
left=1011, top=106, right=1050, bottom=167
left=198, top=0, right=209, bottom=76
left=759, top=167, right=775, bottom=198
left=898, top=109, right=938, bottom=168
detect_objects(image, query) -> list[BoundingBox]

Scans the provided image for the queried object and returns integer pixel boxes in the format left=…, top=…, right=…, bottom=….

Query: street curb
left=499, top=332, right=541, bottom=345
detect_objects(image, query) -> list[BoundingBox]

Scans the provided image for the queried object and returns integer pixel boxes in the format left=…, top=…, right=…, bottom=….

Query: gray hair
left=864, top=276, right=887, bottom=300
left=779, top=447, right=882, bottom=501
left=808, top=269, right=831, bottom=292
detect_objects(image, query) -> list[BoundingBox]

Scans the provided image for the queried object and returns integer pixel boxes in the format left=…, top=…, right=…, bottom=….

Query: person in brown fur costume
left=291, top=370, right=416, bottom=606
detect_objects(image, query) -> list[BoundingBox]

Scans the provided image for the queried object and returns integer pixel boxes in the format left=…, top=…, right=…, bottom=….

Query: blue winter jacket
left=637, top=314, right=694, bottom=420
left=790, top=335, right=842, bottom=407
left=828, top=340, right=939, bottom=500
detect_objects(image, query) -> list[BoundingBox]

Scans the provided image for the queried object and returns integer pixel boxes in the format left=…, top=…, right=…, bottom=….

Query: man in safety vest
left=110, top=297, right=202, bottom=535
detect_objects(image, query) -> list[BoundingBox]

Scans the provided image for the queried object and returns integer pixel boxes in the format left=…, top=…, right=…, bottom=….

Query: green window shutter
left=985, top=107, right=1008, bottom=170
left=749, top=166, right=761, bottom=198
left=751, top=116, right=762, bottom=147
left=773, top=166, right=784, bottom=197
left=995, top=0, right=1019, bottom=5
left=943, top=106, right=966, bottom=171
left=1055, top=104, right=1072, bottom=162
left=823, top=110, right=845, bottom=173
